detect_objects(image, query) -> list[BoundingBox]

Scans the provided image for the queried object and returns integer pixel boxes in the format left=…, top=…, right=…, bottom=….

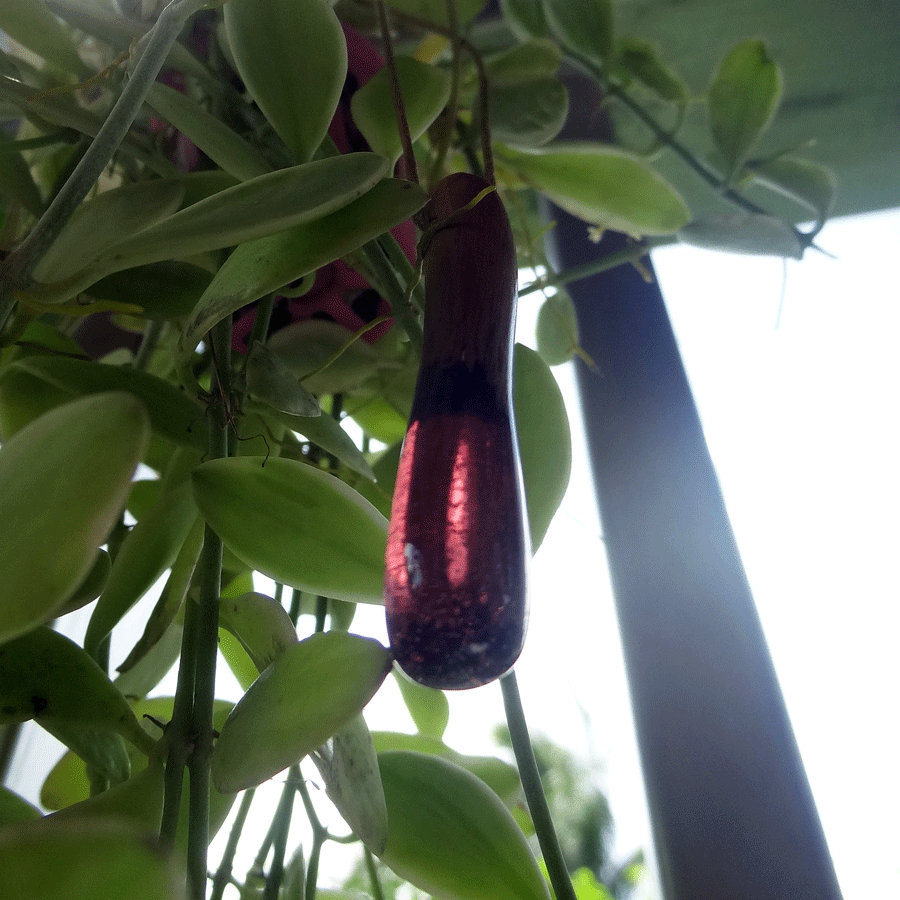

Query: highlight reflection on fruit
left=385, top=173, right=529, bottom=690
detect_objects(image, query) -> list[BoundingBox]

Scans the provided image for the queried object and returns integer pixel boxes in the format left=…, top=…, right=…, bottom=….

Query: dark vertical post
left=548, top=215, right=843, bottom=899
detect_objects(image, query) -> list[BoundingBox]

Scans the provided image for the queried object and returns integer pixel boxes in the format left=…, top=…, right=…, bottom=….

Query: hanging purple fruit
left=385, top=173, right=529, bottom=690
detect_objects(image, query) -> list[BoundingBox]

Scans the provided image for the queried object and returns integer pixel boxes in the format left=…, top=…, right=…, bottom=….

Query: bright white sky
left=8, top=209, right=898, bottom=899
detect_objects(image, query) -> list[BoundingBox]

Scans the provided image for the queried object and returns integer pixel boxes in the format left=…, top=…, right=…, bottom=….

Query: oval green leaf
left=513, top=343, right=572, bottom=550
left=218, top=592, right=298, bottom=673
left=224, top=0, right=347, bottom=163
left=501, top=143, right=690, bottom=235
left=490, top=76, right=569, bottom=147
left=211, top=631, right=392, bottom=791
left=0, top=392, right=149, bottom=643
left=394, top=669, right=450, bottom=740
left=191, top=456, right=388, bottom=604
left=708, top=39, right=783, bottom=181
left=541, top=0, right=613, bottom=64
left=678, top=214, right=803, bottom=258
left=612, top=36, right=687, bottom=103
left=747, top=154, right=837, bottom=226
left=535, top=291, right=579, bottom=365
left=351, top=56, right=452, bottom=164
left=500, top=0, right=552, bottom=41
left=0, top=820, right=187, bottom=900
left=484, top=40, right=562, bottom=85
left=378, top=750, right=549, bottom=900
left=246, top=341, right=321, bottom=418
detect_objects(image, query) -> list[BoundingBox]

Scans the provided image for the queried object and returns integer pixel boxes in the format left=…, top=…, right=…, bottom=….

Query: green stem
left=363, top=847, right=386, bottom=900
left=210, top=788, right=256, bottom=900
left=500, top=671, right=577, bottom=900
left=362, top=239, right=423, bottom=352
left=296, top=776, right=327, bottom=900
left=186, top=319, right=231, bottom=900
left=0, top=0, right=209, bottom=331
left=519, top=238, right=670, bottom=297
left=264, top=767, right=299, bottom=900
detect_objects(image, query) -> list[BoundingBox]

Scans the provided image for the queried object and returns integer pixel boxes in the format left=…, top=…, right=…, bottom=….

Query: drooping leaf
left=612, top=36, right=687, bottom=104
left=394, top=668, right=450, bottom=740
left=513, top=343, right=572, bottom=550
left=678, top=214, right=803, bottom=258
left=310, top=713, right=388, bottom=854
left=0, top=627, right=155, bottom=756
left=0, top=820, right=187, bottom=900
left=179, top=178, right=427, bottom=357
left=33, top=180, right=185, bottom=283
left=484, top=40, right=563, bottom=84
left=84, top=481, right=198, bottom=659
left=500, top=143, right=690, bottom=235
left=377, top=751, right=549, bottom=900
left=211, top=632, right=392, bottom=791
left=535, top=291, right=579, bottom=364
left=351, top=55, right=452, bottom=164
left=224, top=0, right=347, bottom=163
left=246, top=341, right=321, bottom=417
left=191, top=456, right=388, bottom=604
left=708, top=40, right=783, bottom=181
left=489, top=76, right=569, bottom=147
left=0, top=393, right=148, bottom=643
left=541, top=0, right=614, bottom=64
left=9, top=356, right=205, bottom=448
left=145, top=82, right=272, bottom=181
left=218, top=592, right=298, bottom=673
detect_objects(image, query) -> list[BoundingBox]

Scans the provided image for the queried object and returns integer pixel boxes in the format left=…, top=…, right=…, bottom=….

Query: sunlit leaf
left=212, top=632, right=391, bottom=791
left=224, top=0, right=347, bottom=162
left=394, top=668, right=450, bottom=740
left=0, top=393, right=148, bottom=643
left=378, top=751, right=548, bottom=900
left=513, top=343, right=572, bottom=550
left=535, top=291, right=579, bottom=364
left=500, top=143, right=690, bottom=235
left=191, top=456, right=388, bottom=604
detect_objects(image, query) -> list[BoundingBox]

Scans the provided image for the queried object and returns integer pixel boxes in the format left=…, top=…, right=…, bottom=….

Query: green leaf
left=571, top=867, right=614, bottom=900
left=218, top=592, right=298, bottom=673
left=0, top=0, right=88, bottom=76
left=251, top=401, right=375, bottom=481
left=191, top=456, right=388, bottom=604
left=40, top=722, right=131, bottom=789
left=33, top=180, right=185, bottom=283
left=113, top=620, right=183, bottom=700
left=678, top=214, right=803, bottom=258
left=55, top=549, right=111, bottom=617
left=310, top=713, right=388, bottom=854
left=484, top=40, right=562, bottom=84
left=89, top=154, right=389, bottom=281
left=490, top=76, right=569, bottom=147
left=145, top=82, right=272, bottom=181
left=224, top=0, right=347, bottom=163
left=0, top=135, right=44, bottom=216
left=246, top=341, right=321, bottom=417
left=394, top=669, right=450, bottom=740
left=500, top=143, right=690, bottom=235
left=0, top=786, right=42, bottom=826
left=351, top=56, right=452, bottom=164
left=500, top=0, right=552, bottom=41
left=179, top=178, right=428, bottom=356
left=386, top=0, right=487, bottom=28
left=513, top=343, right=572, bottom=550
left=535, top=291, right=579, bottom=364
left=0, top=392, right=149, bottom=643
left=378, top=751, right=549, bottom=900
left=0, top=820, right=187, bottom=900
left=708, top=40, right=783, bottom=181
left=218, top=627, right=259, bottom=692
left=116, top=517, right=204, bottom=675
left=8, top=356, right=206, bottom=448
left=746, top=154, right=837, bottom=226
left=41, top=746, right=91, bottom=811
left=84, top=481, right=198, bottom=659
left=85, top=261, right=214, bottom=321
left=612, top=36, right=687, bottom=103
left=370, top=732, right=521, bottom=803
left=0, top=627, right=154, bottom=755
left=211, top=631, right=392, bottom=791
left=541, top=0, right=614, bottom=64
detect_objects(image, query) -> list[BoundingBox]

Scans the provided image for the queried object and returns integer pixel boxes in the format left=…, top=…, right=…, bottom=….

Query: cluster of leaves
left=0, top=0, right=834, bottom=898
